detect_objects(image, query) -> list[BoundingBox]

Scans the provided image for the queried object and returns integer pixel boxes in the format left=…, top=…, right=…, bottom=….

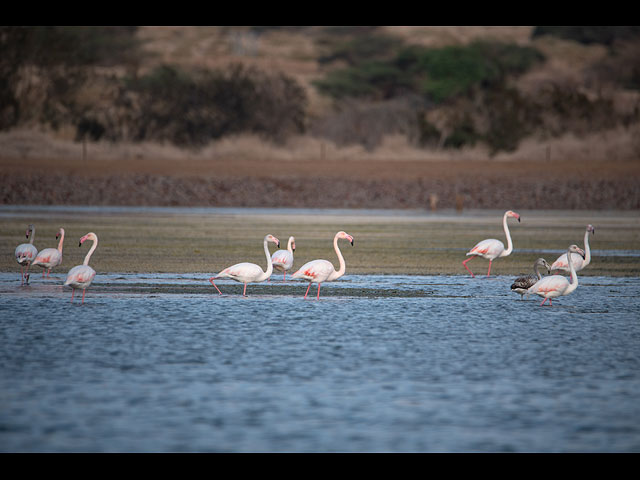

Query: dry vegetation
left=1, top=26, right=639, bottom=210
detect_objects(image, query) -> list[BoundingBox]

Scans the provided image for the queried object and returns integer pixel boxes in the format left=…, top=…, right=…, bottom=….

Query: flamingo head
left=288, top=236, right=296, bottom=252
left=337, top=231, right=354, bottom=246
left=79, top=232, right=97, bottom=247
left=536, top=258, right=551, bottom=274
left=266, top=234, right=280, bottom=248
left=56, top=228, right=64, bottom=240
left=506, top=210, right=521, bottom=222
left=568, top=244, right=586, bottom=259
left=587, top=224, right=595, bottom=235
left=26, top=224, right=34, bottom=239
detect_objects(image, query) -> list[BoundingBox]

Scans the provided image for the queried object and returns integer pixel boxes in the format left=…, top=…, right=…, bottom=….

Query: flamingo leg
left=317, top=283, right=321, bottom=300
left=283, top=272, right=286, bottom=281
left=71, top=289, right=75, bottom=302
left=304, top=283, right=312, bottom=299
left=81, top=289, right=86, bottom=305
left=487, top=259, right=492, bottom=277
left=462, top=256, right=476, bottom=278
left=42, top=269, right=45, bottom=278
left=20, top=266, right=24, bottom=285
left=540, top=297, right=548, bottom=306
left=208, top=277, right=222, bottom=295
left=243, top=283, right=247, bottom=297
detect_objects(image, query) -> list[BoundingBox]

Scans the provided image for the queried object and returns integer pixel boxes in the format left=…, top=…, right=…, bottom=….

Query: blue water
left=1, top=272, right=639, bottom=452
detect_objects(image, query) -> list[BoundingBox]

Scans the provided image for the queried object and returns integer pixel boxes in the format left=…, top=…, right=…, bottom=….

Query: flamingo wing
left=291, top=259, right=335, bottom=282
left=527, top=275, right=569, bottom=297
left=467, top=239, right=505, bottom=259
left=511, top=273, right=537, bottom=291
left=271, top=250, right=293, bottom=270
left=218, top=262, right=264, bottom=282
left=33, top=248, right=62, bottom=268
left=65, top=265, right=96, bottom=288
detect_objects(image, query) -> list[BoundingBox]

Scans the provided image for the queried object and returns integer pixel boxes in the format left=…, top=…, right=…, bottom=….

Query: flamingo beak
left=79, top=242, right=82, bottom=247
left=350, top=238, right=354, bottom=246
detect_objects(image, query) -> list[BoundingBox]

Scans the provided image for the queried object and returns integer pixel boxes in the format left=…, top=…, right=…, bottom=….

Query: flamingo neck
left=29, top=228, right=35, bottom=244
left=533, top=263, right=542, bottom=280
left=83, top=237, right=97, bottom=266
left=57, top=231, right=65, bottom=253
left=261, top=237, right=274, bottom=280
left=287, top=237, right=294, bottom=254
left=582, top=229, right=592, bottom=267
left=328, top=234, right=346, bottom=281
left=500, top=212, right=513, bottom=257
left=566, top=247, right=579, bottom=293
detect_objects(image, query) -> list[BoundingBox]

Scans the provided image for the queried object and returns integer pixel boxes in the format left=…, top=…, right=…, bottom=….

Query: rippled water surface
left=1, top=272, right=639, bottom=452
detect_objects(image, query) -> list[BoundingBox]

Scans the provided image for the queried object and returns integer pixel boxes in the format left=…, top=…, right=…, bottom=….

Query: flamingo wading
left=32, top=227, right=65, bottom=279
left=527, top=244, right=585, bottom=306
left=462, top=210, right=521, bottom=277
left=15, top=224, right=38, bottom=285
left=209, top=234, right=280, bottom=296
left=551, top=224, right=595, bottom=273
left=64, top=232, right=98, bottom=304
left=290, top=231, right=354, bottom=300
left=271, top=236, right=296, bottom=281
left=510, top=258, right=551, bottom=300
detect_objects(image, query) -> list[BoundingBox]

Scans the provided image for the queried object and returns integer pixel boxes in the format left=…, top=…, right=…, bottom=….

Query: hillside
left=1, top=26, right=639, bottom=210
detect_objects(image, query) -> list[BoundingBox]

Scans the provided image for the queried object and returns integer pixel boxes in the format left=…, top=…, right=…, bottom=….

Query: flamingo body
left=32, top=227, right=65, bottom=278
left=64, top=265, right=96, bottom=290
left=271, top=236, right=295, bottom=280
left=467, top=238, right=506, bottom=260
left=290, top=231, right=354, bottom=300
left=15, top=224, right=37, bottom=285
left=15, top=243, right=38, bottom=266
left=64, top=232, right=98, bottom=304
left=463, top=210, right=520, bottom=277
left=528, top=245, right=585, bottom=306
left=551, top=225, right=595, bottom=273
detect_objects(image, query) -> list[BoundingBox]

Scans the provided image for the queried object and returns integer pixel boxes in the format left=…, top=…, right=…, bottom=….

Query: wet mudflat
left=1, top=272, right=639, bottom=452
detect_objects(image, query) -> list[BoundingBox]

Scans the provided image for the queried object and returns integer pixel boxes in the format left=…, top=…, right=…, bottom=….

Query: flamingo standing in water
left=64, top=232, right=98, bottom=304
left=32, top=227, right=65, bottom=279
left=527, top=244, right=585, bottom=306
left=550, top=224, right=595, bottom=273
left=209, top=234, right=280, bottom=296
left=290, top=231, right=354, bottom=300
left=462, top=210, right=521, bottom=277
left=510, top=257, right=551, bottom=299
left=15, top=224, right=38, bottom=285
left=271, top=236, right=295, bottom=281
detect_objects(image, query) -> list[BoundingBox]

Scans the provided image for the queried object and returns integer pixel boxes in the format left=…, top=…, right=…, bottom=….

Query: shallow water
left=1, top=271, right=639, bottom=452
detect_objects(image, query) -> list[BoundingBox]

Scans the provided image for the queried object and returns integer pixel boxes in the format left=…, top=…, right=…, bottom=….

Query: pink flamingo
left=550, top=224, right=595, bottom=273
left=527, top=244, right=585, bottom=306
left=462, top=210, right=521, bottom=277
left=290, top=231, right=354, bottom=300
left=271, top=236, right=296, bottom=281
left=209, top=234, right=280, bottom=296
left=15, top=224, right=38, bottom=285
left=32, top=227, right=65, bottom=279
left=64, top=232, right=98, bottom=304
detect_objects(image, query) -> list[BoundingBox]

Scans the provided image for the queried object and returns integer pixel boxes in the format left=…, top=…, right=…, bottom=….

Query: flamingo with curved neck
left=527, top=244, right=585, bottom=306
left=15, top=224, right=38, bottom=285
left=210, top=234, right=280, bottom=296
left=271, top=236, right=296, bottom=281
left=64, top=232, right=98, bottom=304
left=32, top=227, right=65, bottom=278
left=462, top=210, right=520, bottom=277
left=551, top=224, right=595, bottom=273
left=290, top=231, right=354, bottom=300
